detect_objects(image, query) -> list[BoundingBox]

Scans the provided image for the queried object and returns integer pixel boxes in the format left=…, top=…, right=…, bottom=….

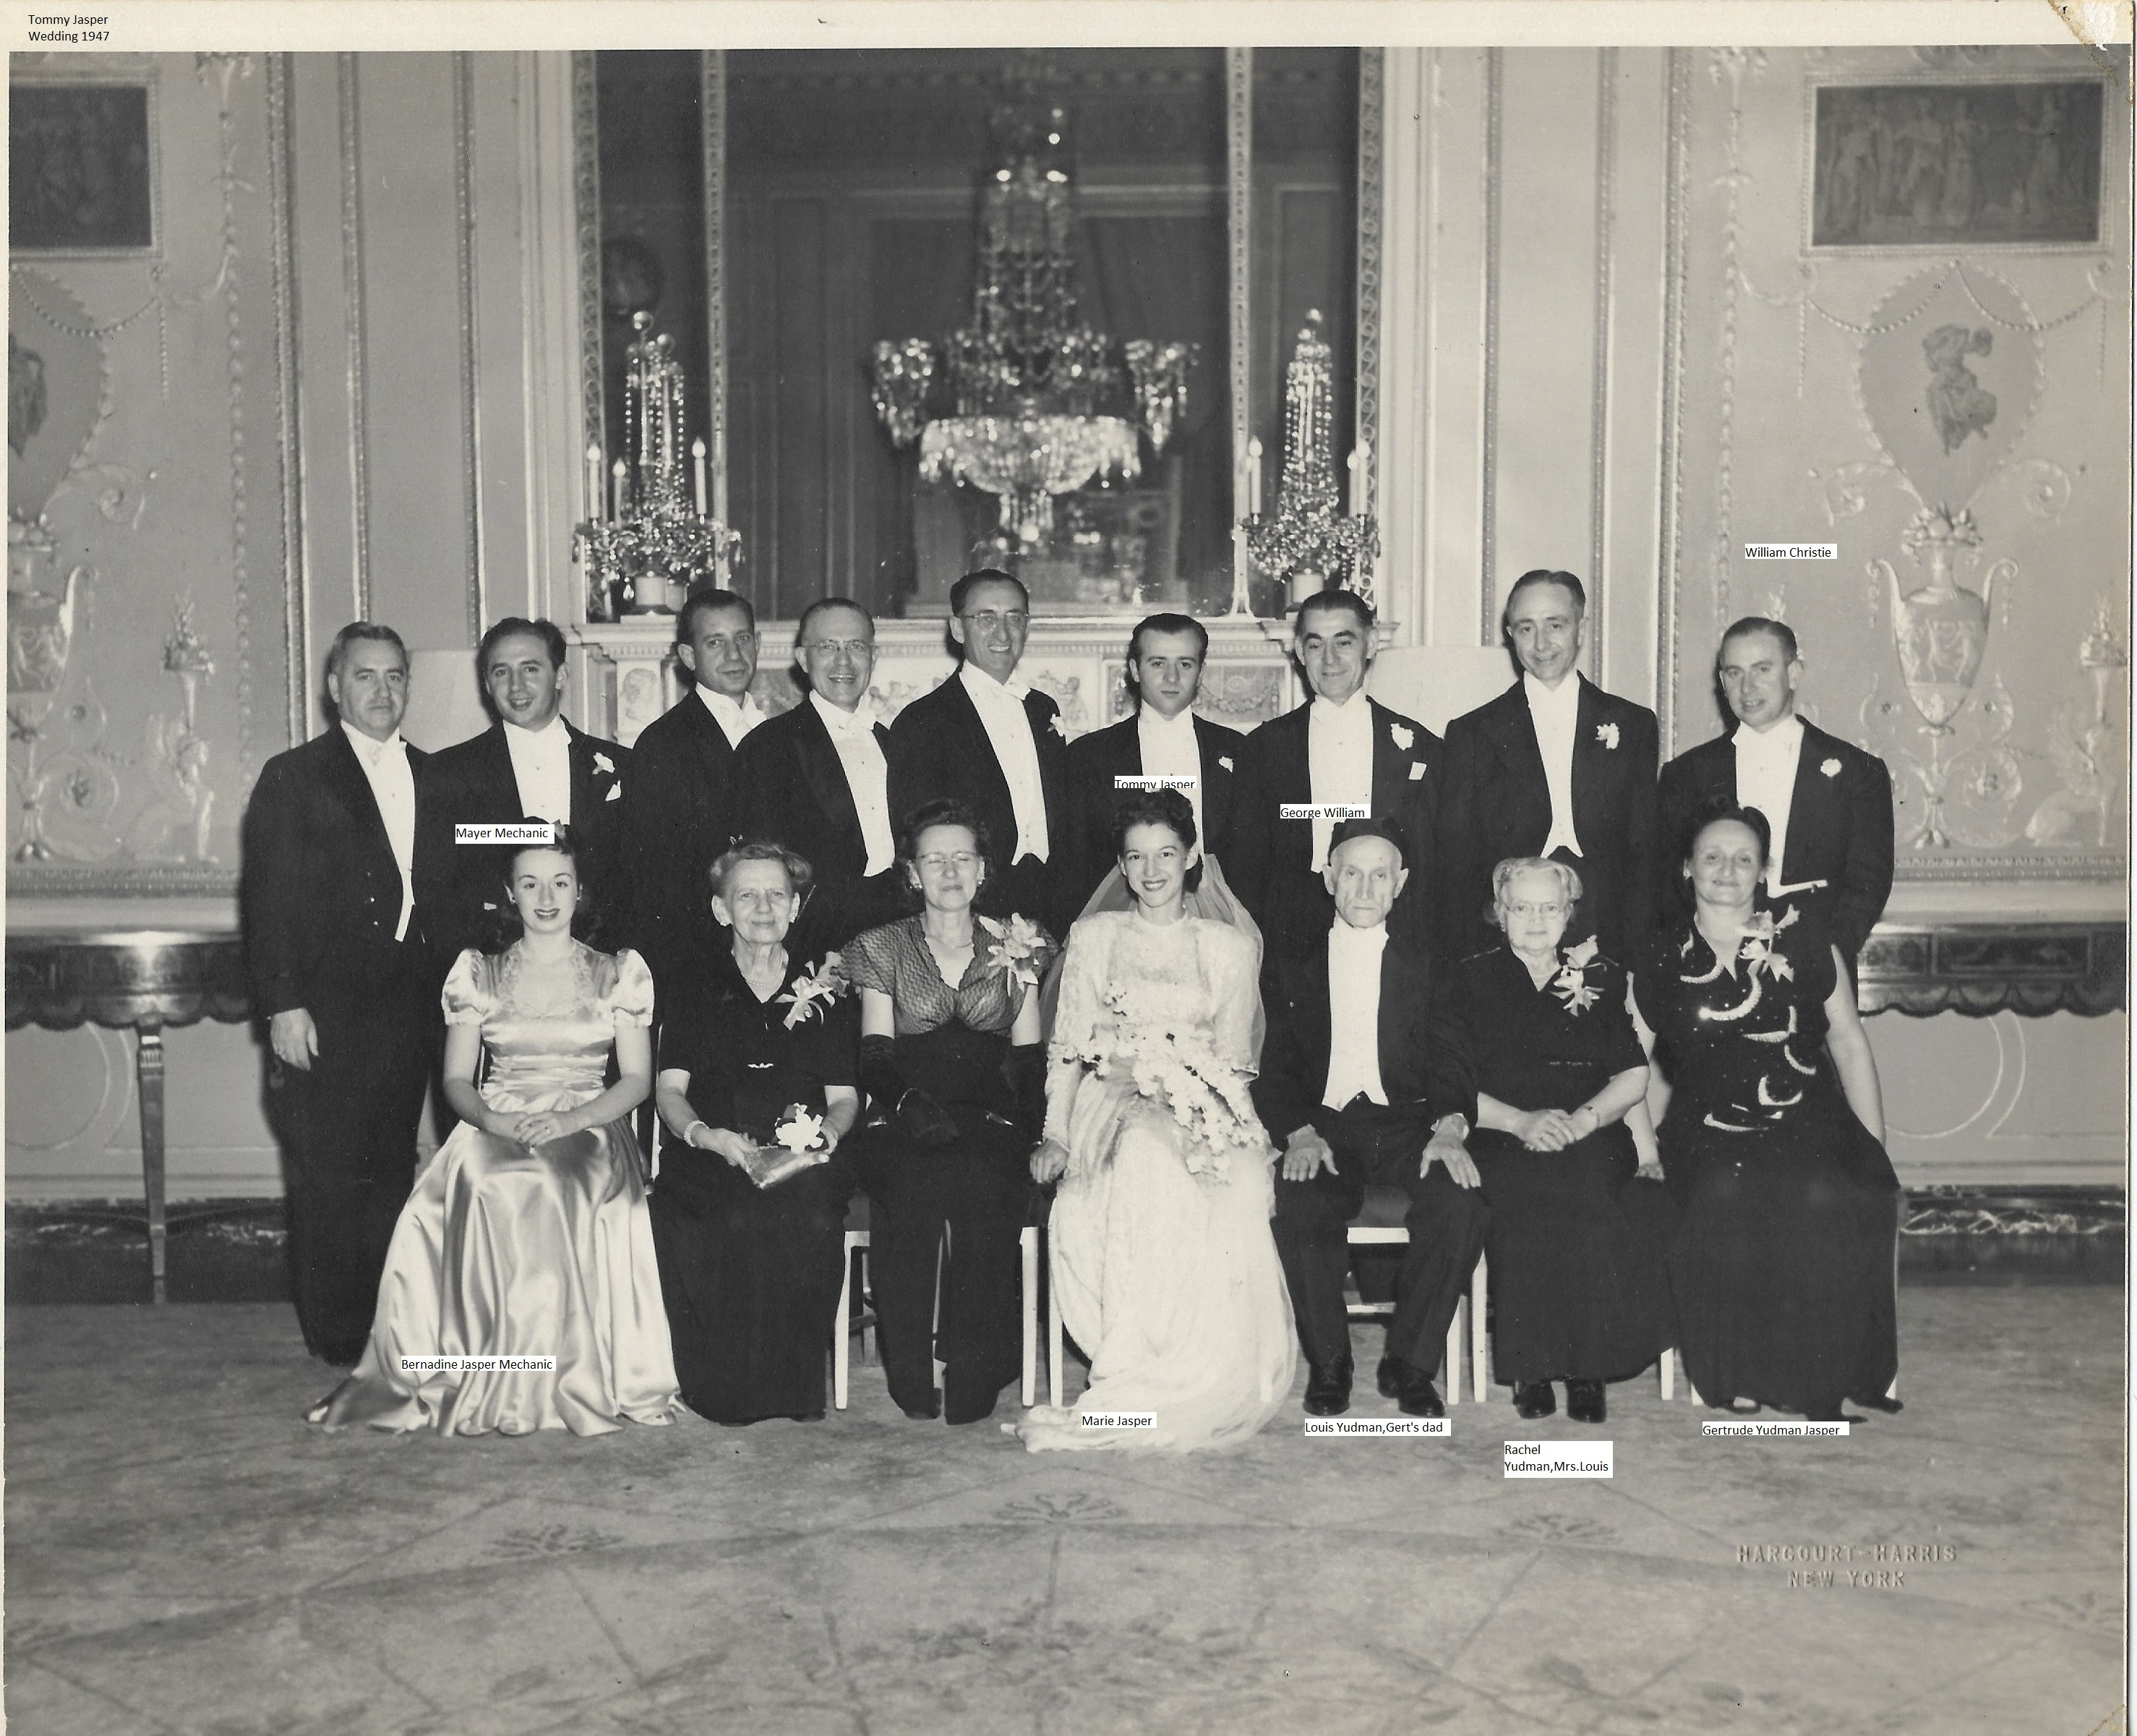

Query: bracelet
left=683, top=1119, right=709, bottom=1149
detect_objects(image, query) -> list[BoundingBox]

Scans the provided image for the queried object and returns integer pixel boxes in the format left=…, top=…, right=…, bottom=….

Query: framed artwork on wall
left=8, top=80, right=158, bottom=255
left=1808, top=80, right=2105, bottom=250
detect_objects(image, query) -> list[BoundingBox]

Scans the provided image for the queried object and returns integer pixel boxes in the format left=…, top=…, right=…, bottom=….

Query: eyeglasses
left=804, top=639, right=872, bottom=659
left=916, top=851, right=981, bottom=872
left=959, top=610, right=1029, bottom=633
left=1504, top=900, right=1570, bottom=919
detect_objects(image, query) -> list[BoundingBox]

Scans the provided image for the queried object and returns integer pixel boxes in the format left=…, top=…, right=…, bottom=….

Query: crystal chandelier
left=1240, top=310, right=1377, bottom=612
left=870, top=98, right=1193, bottom=549
left=577, top=312, right=742, bottom=620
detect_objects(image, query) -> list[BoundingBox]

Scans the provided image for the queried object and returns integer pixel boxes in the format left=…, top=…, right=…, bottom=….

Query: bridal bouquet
left=1063, top=984, right=1268, bottom=1181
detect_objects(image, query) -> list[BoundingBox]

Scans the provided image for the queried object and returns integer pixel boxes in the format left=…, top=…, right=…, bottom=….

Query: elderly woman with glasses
left=648, top=839, right=860, bottom=1427
left=1446, top=855, right=1674, bottom=1424
left=844, top=797, right=1055, bottom=1424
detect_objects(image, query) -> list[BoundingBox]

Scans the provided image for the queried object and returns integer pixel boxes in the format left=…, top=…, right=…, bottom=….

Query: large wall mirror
left=579, top=47, right=1373, bottom=623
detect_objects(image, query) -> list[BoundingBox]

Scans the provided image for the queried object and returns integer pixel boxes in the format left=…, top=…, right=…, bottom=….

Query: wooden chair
left=1345, top=1183, right=1488, bottom=1402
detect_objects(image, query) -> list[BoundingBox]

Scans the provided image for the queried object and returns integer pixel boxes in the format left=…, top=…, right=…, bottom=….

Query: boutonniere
left=1551, top=936, right=1603, bottom=1015
left=1736, top=907, right=1799, bottom=983
left=1596, top=722, right=1619, bottom=750
left=1820, top=758, right=1841, bottom=778
left=776, top=953, right=848, bottom=1030
left=979, top=913, right=1047, bottom=989
left=1389, top=722, right=1414, bottom=751
left=593, top=752, right=615, bottom=777
left=1049, top=715, right=1068, bottom=740
left=1217, top=755, right=1234, bottom=774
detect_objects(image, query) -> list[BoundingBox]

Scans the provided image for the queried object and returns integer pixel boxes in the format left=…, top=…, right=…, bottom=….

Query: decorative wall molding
left=1477, top=47, right=1502, bottom=641
left=1656, top=48, right=1691, bottom=755
left=701, top=49, right=729, bottom=526
left=570, top=51, right=604, bottom=471
left=335, top=53, right=371, bottom=622
left=1226, top=48, right=1252, bottom=526
left=1588, top=47, right=1618, bottom=687
left=1859, top=922, right=2125, bottom=1017
left=1355, top=47, right=1383, bottom=520
left=453, top=52, right=487, bottom=642
left=265, top=54, right=308, bottom=745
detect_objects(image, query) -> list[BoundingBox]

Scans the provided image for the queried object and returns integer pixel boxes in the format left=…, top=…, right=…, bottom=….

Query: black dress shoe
left=1851, top=1390, right=1905, bottom=1414
left=316, top=1340, right=367, bottom=1369
left=1565, top=1380, right=1606, bottom=1424
left=1375, top=1356, right=1403, bottom=1400
left=1395, top=1365, right=1445, bottom=1418
left=1304, top=1360, right=1354, bottom=1416
left=1512, top=1381, right=1556, bottom=1420
left=1802, top=1403, right=1866, bottom=1424
left=898, top=1392, right=942, bottom=1421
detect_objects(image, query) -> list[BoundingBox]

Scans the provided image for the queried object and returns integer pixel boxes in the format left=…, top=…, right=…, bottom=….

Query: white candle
left=586, top=443, right=601, bottom=518
left=693, top=436, right=708, bottom=517
left=1247, top=436, right=1264, bottom=518
left=612, top=457, right=628, bottom=521
left=1356, top=437, right=1372, bottom=520
left=1345, top=447, right=1357, bottom=516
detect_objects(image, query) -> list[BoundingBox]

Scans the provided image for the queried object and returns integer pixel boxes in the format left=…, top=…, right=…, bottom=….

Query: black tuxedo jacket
left=732, top=697, right=908, bottom=952
left=619, top=692, right=749, bottom=992
left=885, top=670, right=1071, bottom=930
left=1061, top=709, right=1250, bottom=915
left=1436, top=675, right=1659, bottom=964
left=1656, top=718, right=1896, bottom=967
left=413, top=717, right=631, bottom=970
left=1251, top=928, right=1475, bottom=1148
left=1229, top=696, right=1442, bottom=955
left=242, top=725, right=432, bottom=1017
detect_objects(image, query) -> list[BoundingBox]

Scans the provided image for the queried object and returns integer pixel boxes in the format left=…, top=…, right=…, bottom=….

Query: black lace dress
left=1635, top=909, right=1901, bottom=1414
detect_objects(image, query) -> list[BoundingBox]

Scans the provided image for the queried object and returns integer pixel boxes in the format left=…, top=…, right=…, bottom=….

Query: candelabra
left=1238, top=311, right=1377, bottom=614
left=578, top=312, right=741, bottom=620
left=870, top=93, right=1192, bottom=550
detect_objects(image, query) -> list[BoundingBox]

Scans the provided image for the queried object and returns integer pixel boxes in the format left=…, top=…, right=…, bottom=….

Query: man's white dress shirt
left=504, top=713, right=573, bottom=825
left=1322, top=918, right=1390, bottom=1108
left=695, top=683, right=766, bottom=752
left=1733, top=711, right=1806, bottom=893
left=341, top=722, right=416, bottom=941
left=1306, top=688, right=1375, bottom=873
left=1524, top=671, right=1584, bottom=860
left=811, top=690, right=894, bottom=876
left=959, top=662, right=1050, bottom=861
left=1136, top=704, right=1204, bottom=844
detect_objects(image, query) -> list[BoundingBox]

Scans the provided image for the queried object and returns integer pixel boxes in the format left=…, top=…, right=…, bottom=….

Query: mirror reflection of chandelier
left=870, top=93, right=1192, bottom=548
left=578, top=312, right=741, bottom=620
left=1244, top=310, right=1378, bottom=609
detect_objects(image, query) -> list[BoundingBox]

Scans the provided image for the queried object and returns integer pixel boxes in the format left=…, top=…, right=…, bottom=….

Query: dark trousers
left=1272, top=1100, right=1489, bottom=1379
left=265, top=946, right=434, bottom=1360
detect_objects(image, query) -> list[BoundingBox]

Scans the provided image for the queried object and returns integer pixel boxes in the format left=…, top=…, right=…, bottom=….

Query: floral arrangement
left=1062, top=983, right=1267, bottom=1181
left=1551, top=936, right=1603, bottom=1016
left=771, top=1104, right=827, bottom=1154
left=776, top=953, right=848, bottom=1030
left=979, top=915, right=1050, bottom=991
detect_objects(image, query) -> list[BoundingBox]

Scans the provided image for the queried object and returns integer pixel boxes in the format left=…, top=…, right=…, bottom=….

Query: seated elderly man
left=1251, top=816, right=1485, bottom=1420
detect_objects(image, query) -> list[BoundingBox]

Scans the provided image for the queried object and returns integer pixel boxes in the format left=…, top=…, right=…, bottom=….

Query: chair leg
left=930, top=1223, right=949, bottom=1397
left=1660, top=1343, right=1676, bottom=1403
left=1444, top=1297, right=1464, bottom=1406
left=1047, top=1224, right=1064, bottom=1409
left=834, top=1234, right=857, bottom=1411
left=1019, top=1225, right=1038, bottom=1408
left=1470, top=1252, right=1489, bottom=1403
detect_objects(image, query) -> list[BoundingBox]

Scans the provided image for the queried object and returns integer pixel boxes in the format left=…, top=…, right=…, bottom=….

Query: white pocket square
left=606, top=783, right=622, bottom=802
left=1408, top=762, right=1427, bottom=781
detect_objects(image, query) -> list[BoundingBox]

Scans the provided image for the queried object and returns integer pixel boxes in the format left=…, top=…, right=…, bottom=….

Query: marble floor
left=4, top=1287, right=2125, bottom=1736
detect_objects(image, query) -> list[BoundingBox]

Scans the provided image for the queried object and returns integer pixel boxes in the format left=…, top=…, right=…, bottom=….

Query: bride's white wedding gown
left=1017, top=909, right=1296, bottom=1453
